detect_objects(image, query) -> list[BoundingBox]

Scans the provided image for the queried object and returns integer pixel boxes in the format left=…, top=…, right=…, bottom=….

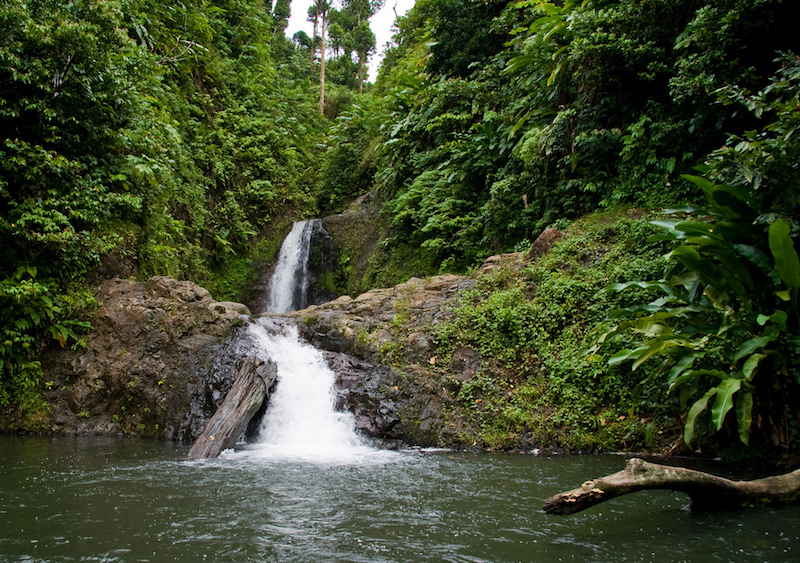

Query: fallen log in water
left=188, top=356, right=277, bottom=459
left=543, top=458, right=800, bottom=515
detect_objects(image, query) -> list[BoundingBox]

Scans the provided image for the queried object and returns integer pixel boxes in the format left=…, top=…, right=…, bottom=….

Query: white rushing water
left=265, top=220, right=315, bottom=313
left=241, top=221, right=393, bottom=464
left=245, top=318, right=383, bottom=464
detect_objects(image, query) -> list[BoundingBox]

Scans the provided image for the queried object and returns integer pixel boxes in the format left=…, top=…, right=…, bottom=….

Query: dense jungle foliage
left=2, top=0, right=799, bottom=454
left=327, top=0, right=800, bottom=454
left=0, top=0, right=329, bottom=421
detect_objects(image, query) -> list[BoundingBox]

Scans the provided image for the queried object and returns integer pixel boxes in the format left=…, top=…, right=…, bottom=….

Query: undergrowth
left=433, top=210, right=683, bottom=451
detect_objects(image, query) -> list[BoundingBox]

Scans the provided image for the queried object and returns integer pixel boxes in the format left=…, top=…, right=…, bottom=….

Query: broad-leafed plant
left=591, top=56, right=800, bottom=447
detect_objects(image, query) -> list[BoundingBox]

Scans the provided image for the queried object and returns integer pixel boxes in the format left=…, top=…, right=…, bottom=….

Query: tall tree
left=272, top=0, right=291, bottom=37
left=308, top=3, right=320, bottom=69
left=351, top=20, right=375, bottom=93
left=342, top=0, right=382, bottom=92
left=308, top=0, right=331, bottom=114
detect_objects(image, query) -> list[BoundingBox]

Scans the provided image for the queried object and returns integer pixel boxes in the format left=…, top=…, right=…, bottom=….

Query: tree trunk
left=319, top=14, right=327, bottom=115
left=543, top=458, right=800, bottom=516
left=187, top=356, right=278, bottom=459
left=358, top=51, right=365, bottom=95
left=311, top=14, right=318, bottom=71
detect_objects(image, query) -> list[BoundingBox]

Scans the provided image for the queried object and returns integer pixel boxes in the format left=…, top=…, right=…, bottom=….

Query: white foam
left=245, top=319, right=399, bottom=466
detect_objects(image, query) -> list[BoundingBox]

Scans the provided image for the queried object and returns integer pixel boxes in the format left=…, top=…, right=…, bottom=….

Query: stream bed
left=2, top=435, right=798, bottom=562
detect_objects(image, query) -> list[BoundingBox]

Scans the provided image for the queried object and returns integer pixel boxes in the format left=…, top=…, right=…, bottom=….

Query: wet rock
left=40, top=277, right=249, bottom=440
left=451, top=346, right=481, bottom=381
left=406, top=332, right=431, bottom=363
left=306, top=219, right=338, bottom=306
left=217, top=302, right=252, bottom=316
left=322, top=192, right=388, bottom=296
left=324, top=352, right=404, bottom=443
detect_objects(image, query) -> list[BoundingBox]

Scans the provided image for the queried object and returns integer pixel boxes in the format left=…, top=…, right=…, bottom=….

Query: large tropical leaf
left=736, top=391, right=754, bottom=445
left=769, top=219, right=800, bottom=303
left=684, top=388, right=717, bottom=445
left=711, top=377, right=742, bottom=430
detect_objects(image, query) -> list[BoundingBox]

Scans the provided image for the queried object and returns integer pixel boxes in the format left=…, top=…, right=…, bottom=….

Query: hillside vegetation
left=2, top=0, right=799, bottom=455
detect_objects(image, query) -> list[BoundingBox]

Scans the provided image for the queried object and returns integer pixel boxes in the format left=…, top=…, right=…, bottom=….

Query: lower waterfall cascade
left=245, top=317, right=375, bottom=463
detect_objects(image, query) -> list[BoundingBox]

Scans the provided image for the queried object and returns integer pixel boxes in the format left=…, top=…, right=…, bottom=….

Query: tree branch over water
left=543, top=458, right=800, bottom=516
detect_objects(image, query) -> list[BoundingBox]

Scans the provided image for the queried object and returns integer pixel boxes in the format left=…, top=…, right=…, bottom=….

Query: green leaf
left=669, top=371, right=701, bottom=394
left=742, top=353, right=767, bottom=381
left=711, top=378, right=742, bottom=430
left=666, top=353, right=699, bottom=385
left=650, top=220, right=683, bottom=238
left=607, top=348, right=635, bottom=366
left=736, top=391, right=754, bottom=445
left=674, top=220, right=715, bottom=237
left=769, top=310, right=788, bottom=330
left=734, top=335, right=776, bottom=361
left=769, top=219, right=800, bottom=295
left=681, top=174, right=715, bottom=196
left=631, top=339, right=681, bottom=370
left=684, top=388, right=717, bottom=445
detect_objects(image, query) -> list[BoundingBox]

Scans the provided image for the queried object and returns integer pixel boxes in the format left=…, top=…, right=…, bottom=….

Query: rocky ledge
left=39, top=276, right=251, bottom=440
left=33, top=230, right=556, bottom=450
left=282, top=253, right=529, bottom=448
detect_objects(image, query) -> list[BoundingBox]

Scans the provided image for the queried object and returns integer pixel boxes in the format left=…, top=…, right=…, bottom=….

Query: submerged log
left=188, top=356, right=277, bottom=459
left=543, top=458, right=800, bottom=516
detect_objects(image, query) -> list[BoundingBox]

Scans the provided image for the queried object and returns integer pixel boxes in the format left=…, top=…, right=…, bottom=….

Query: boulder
left=527, top=227, right=564, bottom=260
left=40, top=276, right=250, bottom=440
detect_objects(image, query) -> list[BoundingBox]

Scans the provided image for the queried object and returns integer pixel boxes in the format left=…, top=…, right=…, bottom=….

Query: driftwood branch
left=188, top=356, right=277, bottom=459
left=543, top=458, right=800, bottom=516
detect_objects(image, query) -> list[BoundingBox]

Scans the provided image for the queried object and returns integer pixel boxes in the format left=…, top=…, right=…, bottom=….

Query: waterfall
left=241, top=221, right=380, bottom=464
left=265, top=220, right=317, bottom=313
left=247, top=318, right=370, bottom=463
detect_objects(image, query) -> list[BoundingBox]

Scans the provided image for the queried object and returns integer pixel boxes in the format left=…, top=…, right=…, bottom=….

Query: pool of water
left=1, top=436, right=798, bottom=562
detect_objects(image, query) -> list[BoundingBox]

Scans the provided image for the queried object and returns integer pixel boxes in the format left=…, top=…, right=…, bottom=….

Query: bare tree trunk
left=358, top=51, right=365, bottom=95
left=319, top=14, right=327, bottom=115
left=188, top=356, right=277, bottom=459
left=311, top=11, right=319, bottom=72
left=543, top=458, right=800, bottom=516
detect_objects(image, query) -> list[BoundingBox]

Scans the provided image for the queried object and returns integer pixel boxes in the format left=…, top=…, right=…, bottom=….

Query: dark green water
left=1, top=436, right=798, bottom=562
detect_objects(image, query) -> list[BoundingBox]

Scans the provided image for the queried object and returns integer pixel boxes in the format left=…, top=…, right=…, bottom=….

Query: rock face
left=527, top=227, right=564, bottom=260
left=321, top=192, right=388, bottom=296
left=36, top=246, right=542, bottom=450
left=306, top=219, right=339, bottom=307
left=40, top=277, right=251, bottom=440
left=281, top=273, right=480, bottom=447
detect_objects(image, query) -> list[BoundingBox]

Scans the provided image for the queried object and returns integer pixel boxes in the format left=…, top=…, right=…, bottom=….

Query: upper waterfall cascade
left=265, top=219, right=318, bottom=313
